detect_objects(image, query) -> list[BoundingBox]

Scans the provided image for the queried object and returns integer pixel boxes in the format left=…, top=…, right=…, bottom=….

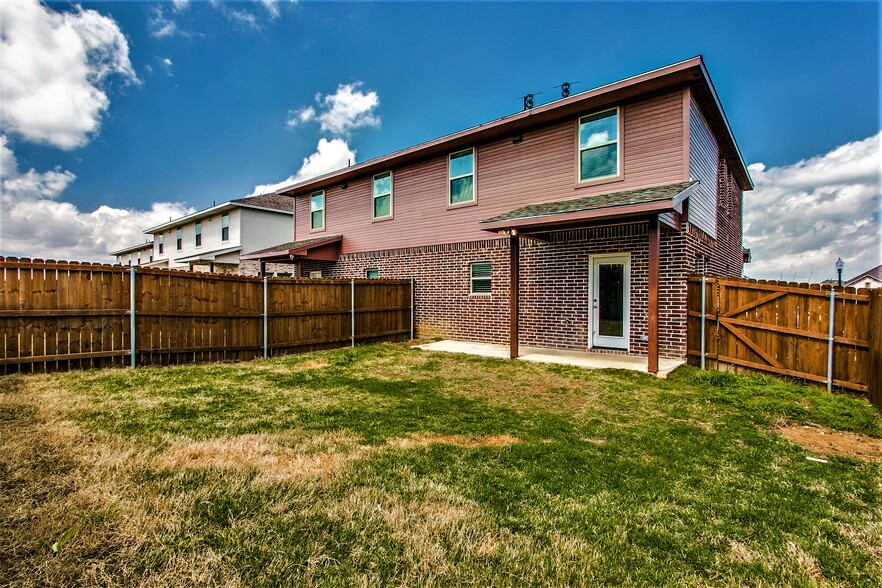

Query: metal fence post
left=351, top=278, right=356, bottom=348
left=700, top=275, right=706, bottom=370
left=263, top=276, right=268, bottom=359
left=410, top=278, right=415, bottom=340
left=130, top=265, right=136, bottom=368
left=827, top=288, right=835, bottom=392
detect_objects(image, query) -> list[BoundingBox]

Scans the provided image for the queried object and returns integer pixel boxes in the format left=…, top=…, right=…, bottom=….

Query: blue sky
left=1, top=0, right=879, bottom=281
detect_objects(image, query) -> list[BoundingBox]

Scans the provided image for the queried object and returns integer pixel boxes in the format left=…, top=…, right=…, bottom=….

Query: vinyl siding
left=688, top=96, right=719, bottom=238
left=240, top=208, right=296, bottom=255
left=294, top=90, right=686, bottom=254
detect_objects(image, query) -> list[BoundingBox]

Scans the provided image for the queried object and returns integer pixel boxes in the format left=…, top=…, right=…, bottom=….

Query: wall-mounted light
left=512, top=134, right=523, bottom=144
left=340, top=182, right=348, bottom=190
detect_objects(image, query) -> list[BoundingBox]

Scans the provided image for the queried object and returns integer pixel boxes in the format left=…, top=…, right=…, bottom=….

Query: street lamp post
left=835, top=257, right=844, bottom=287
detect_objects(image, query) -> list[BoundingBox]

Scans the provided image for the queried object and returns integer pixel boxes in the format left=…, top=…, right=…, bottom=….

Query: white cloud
left=317, top=82, right=381, bottom=136
left=744, top=131, right=881, bottom=282
left=160, top=57, right=174, bottom=76
left=149, top=7, right=177, bottom=38
left=286, top=106, right=316, bottom=128
left=261, top=0, right=280, bottom=19
left=172, top=0, right=190, bottom=12
left=0, top=0, right=139, bottom=149
left=0, top=136, right=193, bottom=262
left=249, top=138, right=355, bottom=196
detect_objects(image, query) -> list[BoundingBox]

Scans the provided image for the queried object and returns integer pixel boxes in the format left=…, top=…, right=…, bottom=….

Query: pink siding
left=688, top=95, right=720, bottom=238
left=294, top=90, right=686, bottom=254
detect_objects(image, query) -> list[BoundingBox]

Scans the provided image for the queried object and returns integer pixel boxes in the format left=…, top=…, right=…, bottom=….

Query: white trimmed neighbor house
left=133, top=194, right=294, bottom=275
left=110, top=240, right=154, bottom=267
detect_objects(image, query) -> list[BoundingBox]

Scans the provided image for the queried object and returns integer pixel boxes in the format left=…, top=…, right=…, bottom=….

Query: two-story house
left=245, top=57, right=753, bottom=372
left=142, top=194, right=294, bottom=275
left=110, top=240, right=154, bottom=266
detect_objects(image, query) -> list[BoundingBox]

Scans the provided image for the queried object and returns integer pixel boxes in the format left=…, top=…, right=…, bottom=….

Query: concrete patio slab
left=415, top=340, right=684, bottom=377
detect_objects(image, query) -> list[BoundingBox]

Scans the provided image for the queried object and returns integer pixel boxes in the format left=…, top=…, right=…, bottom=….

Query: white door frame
left=589, top=253, right=630, bottom=350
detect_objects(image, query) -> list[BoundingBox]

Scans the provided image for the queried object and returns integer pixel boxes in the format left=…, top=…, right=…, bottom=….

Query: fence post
left=827, top=288, right=835, bottom=392
left=263, top=276, right=268, bottom=359
left=351, top=278, right=356, bottom=348
left=130, top=265, right=136, bottom=368
left=410, top=278, right=415, bottom=341
left=700, top=275, right=706, bottom=370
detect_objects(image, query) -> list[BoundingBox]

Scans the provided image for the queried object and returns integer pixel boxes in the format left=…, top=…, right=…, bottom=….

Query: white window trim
left=176, top=227, right=183, bottom=251
left=365, top=268, right=379, bottom=279
left=310, top=190, right=325, bottom=232
left=469, top=261, right=492, bottom=295
left=194, top=221, right=203, bottom=249
left=221, top=212, right=230, bottom=242
left=448, top=148, right=477, bottom=207
left=308, top=270, right=322, bottom=279
left=588, top=252, right=631, bottom=351
left=577, top=107, right=622, bottom=185
left=372, top=172, right=393, bottom=220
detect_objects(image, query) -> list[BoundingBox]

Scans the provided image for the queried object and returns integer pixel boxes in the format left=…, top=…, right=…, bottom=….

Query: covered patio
left=417, top=340, right=684, bottom=377
left=479, top=181, right=698, bottom=374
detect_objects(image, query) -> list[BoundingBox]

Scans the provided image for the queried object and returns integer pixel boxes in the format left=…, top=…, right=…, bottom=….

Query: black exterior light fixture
left=835, top=257, right=844, bottom=287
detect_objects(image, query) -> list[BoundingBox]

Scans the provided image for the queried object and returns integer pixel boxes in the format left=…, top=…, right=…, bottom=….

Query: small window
left=372, top=172, right=392, bottom=219
left=470, top=262, right=491, bottom=294
left=449, top=149, right=475, bottom=205
left=221, top=212, right=230, bottom=241
left=310, top=191, right=325, bottom=230
left=195, top=221, right=202, bottom=247
left=176, top=227, right=183, bottom=251
left=578, top=108, right=619, bottom=182
left=158, top=234, right=164, bottom=255
left=308, top=270, right=322, bottom=279
left=365, top=269, right=379, bottom=279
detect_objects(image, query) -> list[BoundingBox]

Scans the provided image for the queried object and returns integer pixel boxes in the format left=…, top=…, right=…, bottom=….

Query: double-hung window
left=578, top=108, right=619, bottom=182
left=310, top=191, right=325, bottom=230
left=157, top=234, right=164, bottom=255
left=195, top=221, right=202, bottom=247
left=221, top=212, right=230, bottom=241
left=176, top=227, right=183, bottom=250
left=372, top=172, right=392, bottom=219
left=449, top=148, right=475, bottom=205
left=470, top=262, right=491, bottom=294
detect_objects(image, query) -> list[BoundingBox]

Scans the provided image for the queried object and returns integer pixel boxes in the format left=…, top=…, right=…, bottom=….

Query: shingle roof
left=231, top=193, right=294, bottom=212
left=480, top=181, right=698, bottom=225
left=243, top=235, right=343, bottom=258
left=845, top=264, right=882, bottom=285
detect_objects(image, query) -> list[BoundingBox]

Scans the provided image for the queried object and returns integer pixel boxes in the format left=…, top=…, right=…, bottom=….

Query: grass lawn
left=1, top=343, right=880, bottom=587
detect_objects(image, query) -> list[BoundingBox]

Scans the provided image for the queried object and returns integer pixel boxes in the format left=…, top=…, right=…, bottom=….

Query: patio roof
left=480, top=181, right=698, bottom=233
left=240, top=235, right=343, bottom=262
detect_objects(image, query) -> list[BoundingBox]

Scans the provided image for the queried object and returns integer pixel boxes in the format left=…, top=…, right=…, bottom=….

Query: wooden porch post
left=259, top=261, right=266, bottom=278
left=509, top=231, right=520, bottom=359
left=648, top=218, right=660, bottom=373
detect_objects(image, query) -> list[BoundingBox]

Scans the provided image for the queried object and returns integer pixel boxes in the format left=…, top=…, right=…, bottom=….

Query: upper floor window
left=221, top=212, right=230, bottom=241
left=310, top=191, right=325, bottom=230
left=195, top=221, right=202, bottom=247
left=449, top=148, right=475, bottom=205
left=372, top=172, right=392, bottom=219
left=578, top=108, right=619, bottom=182
left=176, top=227, right=183, bottom=251
left=158, top=234, right=164, bottom=255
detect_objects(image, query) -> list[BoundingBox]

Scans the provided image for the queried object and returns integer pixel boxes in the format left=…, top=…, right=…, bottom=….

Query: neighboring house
left=844, top=264, right=882, bottom=289
left=110, top=240, right=154, bottom=266
left=143, top=194, right=295, bottom=275
left=245, top=56, right=753, bottom=372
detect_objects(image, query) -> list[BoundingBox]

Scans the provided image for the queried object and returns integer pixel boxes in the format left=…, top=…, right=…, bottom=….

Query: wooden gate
left=687, top=276, right=872, bottom=394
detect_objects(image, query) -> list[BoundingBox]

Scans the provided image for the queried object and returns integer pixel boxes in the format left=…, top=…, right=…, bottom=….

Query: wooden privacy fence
left=0, top=257, right=414, bottom=373
left=687, top=275, right=881, bottom=407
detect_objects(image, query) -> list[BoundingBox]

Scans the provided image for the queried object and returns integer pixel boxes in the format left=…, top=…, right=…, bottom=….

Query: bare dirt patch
left=777, top=423, right=882, bottom=462
left=156, top=432, right=366, bottom=483
left=389, top=434, right=522, bottom=449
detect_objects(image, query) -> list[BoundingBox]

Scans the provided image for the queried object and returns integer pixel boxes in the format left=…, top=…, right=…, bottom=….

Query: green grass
left=1, top=343, right=880, bottom=587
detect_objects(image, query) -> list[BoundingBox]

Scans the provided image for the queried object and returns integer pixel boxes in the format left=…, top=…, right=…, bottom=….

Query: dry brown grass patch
left=777, top=423, right=882, bottom=462
left=155, top=432, right=367, bottom=483
left=389, top=434, right=522, bottom=449
left=729, top=541, right=759, bottom=564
